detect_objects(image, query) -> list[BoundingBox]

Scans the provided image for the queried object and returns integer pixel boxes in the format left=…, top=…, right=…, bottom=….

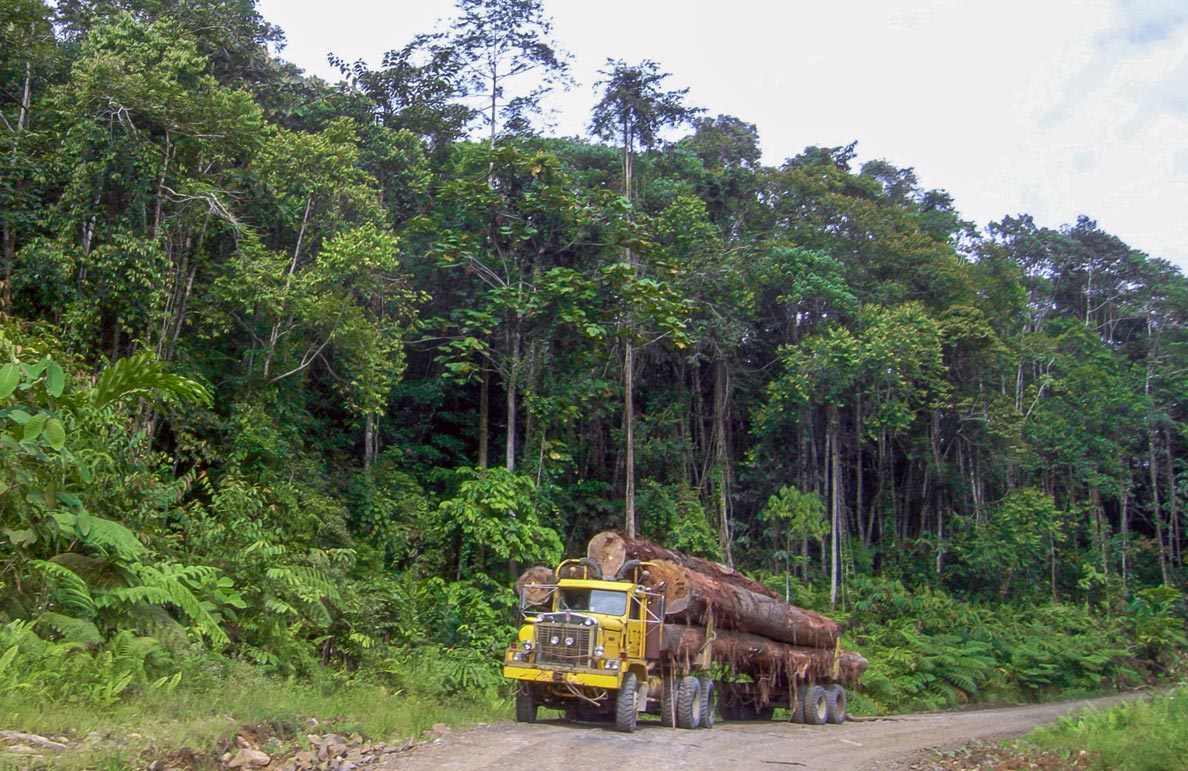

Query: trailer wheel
left=697, top=677, right=716, bottom=729
left=676, top=675, right=702, bottom=729
left=515, top=687, right=538, bottom=723
left=661, top=675, right=676, bottom=727
left=789, top=688, right=804, bottom=723
left=799, top=684, right=828, bottom=725
left=615, top=673, right=640, bottom=733
left=825, top=684, right=847, bottom=724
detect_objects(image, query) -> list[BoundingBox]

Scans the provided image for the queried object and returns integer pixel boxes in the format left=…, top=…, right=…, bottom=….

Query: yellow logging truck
left=502, top=545, right=866, bottom=733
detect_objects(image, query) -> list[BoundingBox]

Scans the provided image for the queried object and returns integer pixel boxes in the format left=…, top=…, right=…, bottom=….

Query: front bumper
left=502, top=665, right=622, bottom=689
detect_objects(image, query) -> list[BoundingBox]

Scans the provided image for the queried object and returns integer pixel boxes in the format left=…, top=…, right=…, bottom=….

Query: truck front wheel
left=615, top=672, right=641, bottom=733
left=515, top=687, right=538, bottom=723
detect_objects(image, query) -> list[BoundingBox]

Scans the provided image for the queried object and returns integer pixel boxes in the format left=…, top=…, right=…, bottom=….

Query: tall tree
left=447, top=0, right=571, bottom=148
left=590, top=59, right=700, bottom=537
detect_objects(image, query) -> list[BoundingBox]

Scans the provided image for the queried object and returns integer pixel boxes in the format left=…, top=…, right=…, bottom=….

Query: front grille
left=535, top=623, right=594, bottom=667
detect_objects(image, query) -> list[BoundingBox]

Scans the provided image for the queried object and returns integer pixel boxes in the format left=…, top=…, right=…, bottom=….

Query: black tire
left=799, top=684, right=828, bottom=725
left=789, top=689, right=804, bottom=723
left=697, top=677, right=716, bottom=729
left=825, top=684, right=847, bottom=724
left=660, top=675, right=676, bottom=727
left=515, top=687, right=537, bottom=723
left=615, top=672, right=639, bottom=733
left=676, top=675, right=701, bottom=729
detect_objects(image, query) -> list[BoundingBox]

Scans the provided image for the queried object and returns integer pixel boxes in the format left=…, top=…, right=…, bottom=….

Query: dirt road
left=374, top=694, right=1139, bottom=771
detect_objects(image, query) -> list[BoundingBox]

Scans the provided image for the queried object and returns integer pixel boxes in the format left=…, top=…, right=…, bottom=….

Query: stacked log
left=659, top=625, right=868, bottom=683
left=586, top=532, right=841, bottom=650
left=587, top=532, right=780, bottom=599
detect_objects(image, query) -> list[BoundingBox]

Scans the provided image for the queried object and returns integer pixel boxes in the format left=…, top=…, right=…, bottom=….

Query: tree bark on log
left=644, top=559, right=841, bottom=649
left=659, top=624, right=867, bottom=683
left=587, top=531, right=779, bottom=599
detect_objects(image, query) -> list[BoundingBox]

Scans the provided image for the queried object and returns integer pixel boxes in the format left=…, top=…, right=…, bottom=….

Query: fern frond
left=38, top=612, right=102, bottom=644
left=52, top=511, right=146, bottom=561
left=132, top=563, right=230, bottom=646
left=28, top=559, right=96, bottom=616
left=87, top=352, right=211, bottom=410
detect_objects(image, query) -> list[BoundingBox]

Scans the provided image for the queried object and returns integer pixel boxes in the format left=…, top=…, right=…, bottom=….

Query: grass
left=1021, top=685, right=1188, bottom=771
left=0, top=658, right=510, bottom=771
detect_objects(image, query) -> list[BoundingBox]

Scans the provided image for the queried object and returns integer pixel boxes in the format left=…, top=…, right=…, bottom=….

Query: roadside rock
left=228, top=747, right=272, bottom=768
left=0, top=731, right=70, bottom=754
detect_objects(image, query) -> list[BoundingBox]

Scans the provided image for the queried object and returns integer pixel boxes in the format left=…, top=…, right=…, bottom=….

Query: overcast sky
left=256, top=0, right=1188, bottom=272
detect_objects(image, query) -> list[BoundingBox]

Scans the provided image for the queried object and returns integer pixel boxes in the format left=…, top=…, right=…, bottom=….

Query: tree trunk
left=713, top=359, right=733, bottom=566
left=624, top=337, right=636, bottom=537
left=828, top=405, right=842, bottom=610
left=1164, top=425, right=1182, bottom=570
left=506, top=318, right=521, bottom=473
left=671, top=565, right=840, bottom=648
left=262, top=195, right=312, bottom=381
left=478, top=364, right=490, bottom=468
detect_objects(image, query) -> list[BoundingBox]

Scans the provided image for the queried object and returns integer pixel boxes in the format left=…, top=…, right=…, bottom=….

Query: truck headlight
left=521, top=640, right=533, bottom=651
left=604, top=659, right=620, bottom=670
left=593, top=646, right=605, bottom=657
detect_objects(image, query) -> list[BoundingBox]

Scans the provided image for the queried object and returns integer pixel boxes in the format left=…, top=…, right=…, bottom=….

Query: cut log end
left=515, top=566, right=555, bottom=607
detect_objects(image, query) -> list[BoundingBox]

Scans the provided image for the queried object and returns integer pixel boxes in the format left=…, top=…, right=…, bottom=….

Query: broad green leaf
left=0, top=364, right=19, bottom=399
left=76, top=510, right=92, bottom=537
left=56, top=490, right=83, bottom=509
left=20, top=360, right=46, bottom=379
left=44, top=418, right=66, bottom=450
left=44, top=361, right=65, bottom=397
left=3, top=528, right=36, bottom=547
left=22, top=412, right=47, bottom=442
left=5, top=408, right=31, bottom=425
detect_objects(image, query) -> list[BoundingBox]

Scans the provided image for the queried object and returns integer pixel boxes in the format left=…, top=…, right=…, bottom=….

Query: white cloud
left=256, top=0, right=1188, bottom=272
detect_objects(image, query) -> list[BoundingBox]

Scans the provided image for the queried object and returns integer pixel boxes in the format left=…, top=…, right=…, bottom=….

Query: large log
left=648, top=559, right=841, bottom=649
left=587, top=531, right=779, bottom=599
left=514, top=566, right=556, bottom=607
left=659, top=624, right=868, bottom=684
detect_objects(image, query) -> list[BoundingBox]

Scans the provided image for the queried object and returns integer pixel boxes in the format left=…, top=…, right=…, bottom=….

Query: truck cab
left=502, top=563, right=665, bottom=730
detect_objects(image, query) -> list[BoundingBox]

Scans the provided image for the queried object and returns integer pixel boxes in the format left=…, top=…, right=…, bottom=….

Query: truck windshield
left=558, top=588, right=627, bottom=616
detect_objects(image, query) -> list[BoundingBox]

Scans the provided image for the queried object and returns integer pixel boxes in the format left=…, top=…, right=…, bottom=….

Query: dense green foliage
left=1, top=0, right=1186, bottom=720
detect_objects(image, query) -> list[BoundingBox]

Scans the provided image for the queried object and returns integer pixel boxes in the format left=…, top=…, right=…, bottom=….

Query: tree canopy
left=1, top=0, right=1185, bottom=698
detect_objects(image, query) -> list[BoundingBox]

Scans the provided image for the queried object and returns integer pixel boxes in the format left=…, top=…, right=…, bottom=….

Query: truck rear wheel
left=799, top=684, right=828, bottom=725
left=676, top=676, right=702, bottom=729
left=615, top=673, right=641, bottom=733
left=515, top=687, right=537, bottom=723
left=697, top=677, right=716, bottom=729
left=825, top=684, right=847, bottom=724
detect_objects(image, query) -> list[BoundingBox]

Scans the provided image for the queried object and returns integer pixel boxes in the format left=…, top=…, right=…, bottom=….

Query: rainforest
left=0, top=1, right=1185, bottom=767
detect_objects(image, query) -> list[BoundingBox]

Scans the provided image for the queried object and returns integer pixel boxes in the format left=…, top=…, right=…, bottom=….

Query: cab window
left=558, top=589, right=627, bottom=616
